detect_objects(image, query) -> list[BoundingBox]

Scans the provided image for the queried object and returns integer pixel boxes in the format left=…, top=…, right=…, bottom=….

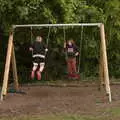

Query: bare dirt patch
left=0, top=84, right=120, bottom=117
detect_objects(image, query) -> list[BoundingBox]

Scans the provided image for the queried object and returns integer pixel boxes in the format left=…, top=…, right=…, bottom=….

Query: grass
left=0, top=116, right=101, bottom=120
left=1, top=107, right=120, bottom=120
left=0, top=113, right=119, bottom=120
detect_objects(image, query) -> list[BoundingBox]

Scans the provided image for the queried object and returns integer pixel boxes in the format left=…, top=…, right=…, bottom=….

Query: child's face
left=36, top=36, right=39, bottom=41
left=39, top=37, right=42, bottom=42
left=68, top=41, right=72, bottom=46
left=36, top=36, right=42, bottom=42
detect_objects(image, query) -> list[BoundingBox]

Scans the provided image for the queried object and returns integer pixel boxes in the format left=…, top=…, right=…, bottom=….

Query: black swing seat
left=7, top=89, right=26, bottom=94
left=68, top=73, right=80, bottom=80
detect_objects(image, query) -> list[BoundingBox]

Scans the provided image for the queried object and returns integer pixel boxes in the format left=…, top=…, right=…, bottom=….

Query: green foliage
left=0, top=0, right=120, bottom=80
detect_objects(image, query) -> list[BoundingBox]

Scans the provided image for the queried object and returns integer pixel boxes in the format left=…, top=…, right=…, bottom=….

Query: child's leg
left=67, top=59, right=73, bottom=76
left=71, top=58, right=77, bottom=73
left=37, top=62, right=45, bottom=80
left=39, top=63, right=45, bottom=72
left=71, top=58, right=80, bottom=79
left=31, top=63, right=38, bottom=79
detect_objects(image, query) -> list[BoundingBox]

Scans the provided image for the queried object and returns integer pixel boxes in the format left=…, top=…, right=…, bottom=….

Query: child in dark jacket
left=29, top=36, right=48, bottom=80
left=64, top=39, right=80, bottom=79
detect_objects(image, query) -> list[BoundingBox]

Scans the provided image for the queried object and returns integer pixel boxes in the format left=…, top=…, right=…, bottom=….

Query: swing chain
left=78, top=25, right=84, bottom=73
left=63, top=27, right=68, bottom=60
left=63, top=27, right=66, bottom=43
left=30, top=27, right=33, bottom=56
left=30, top=27, right=33, bottom=43
left=46, top=26, right=51, bottom=47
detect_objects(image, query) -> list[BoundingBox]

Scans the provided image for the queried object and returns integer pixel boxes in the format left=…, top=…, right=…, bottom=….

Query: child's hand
left=45, top=48, right=48, bottom=52
left=75, top=52, right=79, bottom=56
left=64, top=42, right=66, bottom=48
left=29, top=47, right=33, bottom=51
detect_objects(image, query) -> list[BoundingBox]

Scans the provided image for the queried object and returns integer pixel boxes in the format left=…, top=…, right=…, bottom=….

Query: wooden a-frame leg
left=0, top=33, right=13, bottom=101
left=99, top=42, right=105, bottom=91
left=100, top=24, right=112, bottom=102
left=11, top=45, right=19, bottom=91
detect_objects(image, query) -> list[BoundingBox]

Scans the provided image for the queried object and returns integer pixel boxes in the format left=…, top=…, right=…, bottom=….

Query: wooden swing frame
left=0, top=23, right=112, bottom=102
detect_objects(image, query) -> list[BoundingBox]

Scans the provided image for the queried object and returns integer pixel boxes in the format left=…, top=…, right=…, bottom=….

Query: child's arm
left=29, top=43, right=34, bottom=51
left=64, top=42, right=67, bottom=52
left=45, top=48, right=48, bottom=52
left=64, top=42, right=66, bottom=48
left=75, top=52, right=79, bottom=56
left=74, top=45, right=79, bottom=56
left=43, top=43, right=48, bottom=53
left=29, top=47, right=33, bottom=51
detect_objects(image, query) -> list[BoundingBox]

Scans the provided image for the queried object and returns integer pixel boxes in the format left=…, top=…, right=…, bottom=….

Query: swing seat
left=7, top=89, right=26, bottom=94
left=68, top=73, right=80, bottom=80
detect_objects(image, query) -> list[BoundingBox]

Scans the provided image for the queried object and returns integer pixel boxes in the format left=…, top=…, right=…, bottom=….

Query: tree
left=0, top=0, right=119, bottom=79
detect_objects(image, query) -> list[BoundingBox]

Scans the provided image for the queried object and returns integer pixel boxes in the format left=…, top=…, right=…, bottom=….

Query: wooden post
left=100, top=24, right=112, bottom=102
left=99, top=41, right=105, bottom=90
left=0, top=32, right=14, bottom=101
left=11, top=45, right=19, bottom=91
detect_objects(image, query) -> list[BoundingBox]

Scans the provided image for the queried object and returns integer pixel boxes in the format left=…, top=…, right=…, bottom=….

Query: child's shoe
left=68, top=73, right=73, bottom=79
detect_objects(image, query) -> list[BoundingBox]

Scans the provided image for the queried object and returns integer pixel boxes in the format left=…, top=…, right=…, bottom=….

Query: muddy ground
left=0, top=84, right=120, bottom=117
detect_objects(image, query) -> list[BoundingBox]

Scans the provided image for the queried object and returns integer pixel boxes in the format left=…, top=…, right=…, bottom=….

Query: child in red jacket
left=64, top=39, right=80, bottom=79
